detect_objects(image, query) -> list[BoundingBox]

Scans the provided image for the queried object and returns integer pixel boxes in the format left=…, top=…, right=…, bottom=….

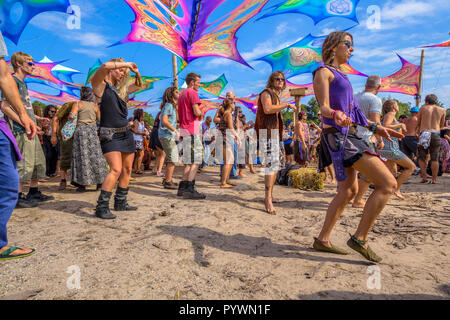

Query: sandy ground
left=0, top=165, right=449, bottom=300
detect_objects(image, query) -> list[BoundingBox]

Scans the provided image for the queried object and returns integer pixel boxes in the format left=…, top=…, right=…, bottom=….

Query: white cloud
left=71, top=32, right=109, bottom=47
left=72, top=48, right=107, bottom=57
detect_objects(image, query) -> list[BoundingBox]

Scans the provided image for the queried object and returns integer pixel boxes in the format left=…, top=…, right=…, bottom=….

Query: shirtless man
left=417, top=94, right=446, bottom=184
left=401, top=107, right=420, bottom=161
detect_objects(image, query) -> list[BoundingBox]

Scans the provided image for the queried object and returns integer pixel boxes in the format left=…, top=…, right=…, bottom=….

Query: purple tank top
left=313, top=66, right=368, bottom=134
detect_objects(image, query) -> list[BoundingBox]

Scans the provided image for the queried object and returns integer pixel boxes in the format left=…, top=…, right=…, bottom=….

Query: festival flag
left=115, top=0, right=269, bottom=67
left=378, top=54, right=420, bottom=96
left=0, top=0, right=71, bottom=44
left=258, top=0, right=361, bottom=24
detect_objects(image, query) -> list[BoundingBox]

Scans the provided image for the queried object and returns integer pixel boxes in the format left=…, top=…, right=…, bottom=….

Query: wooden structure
left=289, top=88, right=307, bottom=126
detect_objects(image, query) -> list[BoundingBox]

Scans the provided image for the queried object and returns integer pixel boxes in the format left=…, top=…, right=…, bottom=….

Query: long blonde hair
left=109, top=58, right=130, bottom=101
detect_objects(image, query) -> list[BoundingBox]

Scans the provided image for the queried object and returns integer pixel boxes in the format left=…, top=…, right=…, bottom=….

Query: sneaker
left=16, top=194, right=38, bottom=209
left=27, top=191, right=55, bottom=202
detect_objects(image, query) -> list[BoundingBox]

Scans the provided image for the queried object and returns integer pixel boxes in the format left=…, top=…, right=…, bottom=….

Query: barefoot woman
left=91, top=58, right=141, bottom=219
left=312, top=31, right=403, bottom=262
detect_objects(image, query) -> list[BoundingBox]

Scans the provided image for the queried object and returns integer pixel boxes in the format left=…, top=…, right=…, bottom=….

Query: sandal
left=313, top=238, right=348, bottom=255
left=346, top=235, right=382, bottom=263
left=220, top=184, right=235, bottom=189
left=0, top=247, right=36, bottom=261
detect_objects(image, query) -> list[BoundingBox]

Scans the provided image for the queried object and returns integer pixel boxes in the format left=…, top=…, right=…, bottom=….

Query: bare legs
left=152, top=147, right=166, bottom=175
left=419, top=157, right=439, bottom=184
left=221, top=146, right=234, bottom=187
left=386, top=157, right=415, bottom=198
left=317, top=154, right=397, bottom=248
left=133, top=149, right=144, bottom=173
left=165, top=163, right=176, bottom=183
left=102, top=152, right=135, bottom=192
left=264, top=174, right=277, bottom=215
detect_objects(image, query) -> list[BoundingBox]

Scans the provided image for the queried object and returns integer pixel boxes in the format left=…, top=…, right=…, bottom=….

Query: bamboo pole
left=416, top=49, right=425, bottom=107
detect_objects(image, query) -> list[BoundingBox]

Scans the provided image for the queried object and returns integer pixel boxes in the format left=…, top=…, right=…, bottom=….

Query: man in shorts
left=401, top=107, right=420, bottom=161
left=177, top=73, right=206, bottom=199
left=2, top=52, right=53, bottom=207
left=417, top=94, right=446, bottom=184
left=352, top=76, right=383, bottom=208
left=0, top=32, right=37, bottom=260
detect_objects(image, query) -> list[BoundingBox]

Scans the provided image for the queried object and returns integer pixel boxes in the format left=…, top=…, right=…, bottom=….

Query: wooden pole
left=290, top=88, right=307, bottom=127
left=416, top=49, right=425, bottom=107
left=169, top=0, right=178, bottom=89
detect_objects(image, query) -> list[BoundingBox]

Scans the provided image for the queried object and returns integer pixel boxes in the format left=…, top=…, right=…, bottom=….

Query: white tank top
left=133, top=121, right=145, bottom=141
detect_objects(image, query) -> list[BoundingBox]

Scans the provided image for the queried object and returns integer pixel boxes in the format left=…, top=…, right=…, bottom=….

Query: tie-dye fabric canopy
left=85, top=59, right=167, bottom=95
left=379, top=54, right=420, bottom=96
left=259, top=0, right=360, bottom=24
left=116, top=0, right=269, bottom=67
left=0, top=0, right=71, bottom=44
left=200, top=74, right=228, bottom=97
left=257, top=34, right=366, bottom=79
left=28, top=90, right=78, bottom=105
left=420, top=40, right=450, bottom=48
left=6, top=57, right=82, bottom=97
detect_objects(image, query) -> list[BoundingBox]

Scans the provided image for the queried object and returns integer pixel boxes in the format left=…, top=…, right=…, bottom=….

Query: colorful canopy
left=379, top=54, right=420, bottom=96
left=6, top=57, right=82, bottom=97
left=257, top=34, right=367, bottom=79
left=29, top=90, right=78, bottom=105
left=0, top=0, right=71, bottom=44
left=116, top=0, right=269, bottom=67
left=420, top=40, right=450, bottom=48
left=200, top=74, right=228, bottom=97
left=259, top=0, right=360, bottom=24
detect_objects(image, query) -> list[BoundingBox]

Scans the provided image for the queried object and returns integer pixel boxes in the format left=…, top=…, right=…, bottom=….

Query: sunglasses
left=274, top=77, right=285, bottom=82
left=27, top=62, right=35, bottom=67
left=341, top=40, right=354, bottom=49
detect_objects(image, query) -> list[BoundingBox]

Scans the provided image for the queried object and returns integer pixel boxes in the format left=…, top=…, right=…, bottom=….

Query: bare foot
left=238, top=174, right=249, bottom=178
left=393, top=191, right=405, bottom=199
left=432, top=181, right=439, bottom=184
left=250, top=170, right=257, bottom=174
left=352, top=201, right=365, bottom=208
left=264, top=198, right=276, bottom=215
left=420, top=179, right=429, bottom=183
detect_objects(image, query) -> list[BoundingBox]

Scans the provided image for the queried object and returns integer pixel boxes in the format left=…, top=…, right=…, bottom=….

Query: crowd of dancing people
left=0, top=30, right=449, bottom=263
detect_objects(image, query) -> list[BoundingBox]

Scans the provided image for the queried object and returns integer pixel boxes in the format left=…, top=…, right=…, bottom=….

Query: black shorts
left=101, top=130, right=135, bottom=154
left=284, top=143, right=294, bottom=156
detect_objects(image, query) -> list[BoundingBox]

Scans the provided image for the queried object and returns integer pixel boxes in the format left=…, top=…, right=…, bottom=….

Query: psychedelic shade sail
left=420, top=40, right=450, bottom=48
left=117, top=0, right=269, bottom=67
left=0, top=0, right=71, bottom=44
left=200, top=74, right=228, bottom=97
left=259, top=0, right=360, bottom=24
left=6, top=57, right=82, bottom=96
left=379, top=54, right=420, bottom=96
left=29, top=90, right=79, bottom=105
left=257, top=34, right=367, bottom=79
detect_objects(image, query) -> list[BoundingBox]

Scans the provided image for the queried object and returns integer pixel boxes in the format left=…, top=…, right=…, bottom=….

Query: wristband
left=331, top=110, right=337, bottom=119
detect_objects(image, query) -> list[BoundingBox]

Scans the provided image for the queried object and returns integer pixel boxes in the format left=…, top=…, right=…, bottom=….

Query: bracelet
left=369, top=122, right=378, bottom=133
left=331, top=110, right=337, bottom=119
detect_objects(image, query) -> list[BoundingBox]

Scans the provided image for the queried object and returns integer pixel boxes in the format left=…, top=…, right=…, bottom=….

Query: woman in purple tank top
left=311, top=31, right=404, bottom=263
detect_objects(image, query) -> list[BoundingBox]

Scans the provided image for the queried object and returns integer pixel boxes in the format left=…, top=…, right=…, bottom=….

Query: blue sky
left=3, top=0, right=450, bottom=121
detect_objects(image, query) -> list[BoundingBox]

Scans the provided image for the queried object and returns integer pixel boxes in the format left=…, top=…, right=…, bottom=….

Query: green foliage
left=306, top=98, right=320, bottom=124
left=381, top=97, right=412, bottom=118
left=32, top=101, right=46, bottom=113
left=281, top=109, right=293, bottom=124
left=446, top=108, right=450, bottom=119
left=143, top=111, right=155, bottom=126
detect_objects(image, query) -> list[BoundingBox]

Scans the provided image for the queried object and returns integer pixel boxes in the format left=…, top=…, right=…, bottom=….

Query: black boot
left=95, top=190, right=116, bottom=219
left=177, top=181, right=188, bottom=197
left=114, top=187, right=138, bottom=211
left=183, top=181, right=206, bottom=200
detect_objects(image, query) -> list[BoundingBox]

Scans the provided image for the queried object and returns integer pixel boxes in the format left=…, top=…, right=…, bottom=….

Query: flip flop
left=346, top=235, right=382, bottom=263
left=313, top=238, right=348, bottom=255
left=0, top=247, right=36, bottom=261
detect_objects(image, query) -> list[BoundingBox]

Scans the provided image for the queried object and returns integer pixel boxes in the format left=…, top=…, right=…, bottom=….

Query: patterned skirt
left=72, top=125, right=109, bottom=186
